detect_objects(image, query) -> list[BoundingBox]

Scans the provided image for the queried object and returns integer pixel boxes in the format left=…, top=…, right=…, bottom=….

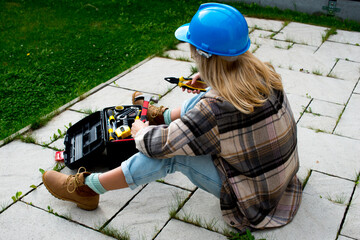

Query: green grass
left=1, top=0, right=360, bottom=141
left=0, top=0, right=202, bottom=140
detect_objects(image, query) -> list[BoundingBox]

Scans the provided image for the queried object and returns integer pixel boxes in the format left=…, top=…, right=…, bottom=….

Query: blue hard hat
left=175, top=3, right=250, bottom=57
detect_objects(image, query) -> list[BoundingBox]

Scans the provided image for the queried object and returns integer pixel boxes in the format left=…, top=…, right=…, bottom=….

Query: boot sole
left=42, top=172, right=98, bottom=211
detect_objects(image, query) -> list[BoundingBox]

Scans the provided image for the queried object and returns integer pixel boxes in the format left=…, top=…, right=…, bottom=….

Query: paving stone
left=0, top=141, right=55, bottom=209
left=307, top=99, right=344, bottom=119
left=177, top=188, right=231, bottom=234
left=29, top=110, right=87, bottom=145
left=274, top=22, right=328, bottom=47
left=250, top=29, right=273, bottom=39
left=298, top=127, right=360, bottom=180
left=254, top=172, right=347, bottom=240
left=341, top=185, right=360, bottom=239
left=331, top=59, right=360, bottom=82
left=156, top=219, right=227, bottom=240
left=355, top=84, right=360, bottom=94
left=304, top=171, right=354, bottom=205
left=255, top=43, right=335, bottom=75
left=162, top=172, right=196, bottom=192
left=286, top=93, right=311, bottom=122
left=245, top=17, right=284, bottom=32
left=337, top=235, right=356, bottom=240
left=112, top=57, right=196, bottom=95
left=299, top=113, right=337, bottom=133
left=335, top=94, right=360, bottom=140
left=48, top=137, right=65, bottom=151
left=157, top=85, right=197, bottom=110
left=22, top=180, right=142, bottom=229
left=328, top=30, right=360, bottom=45
left=0, top=201, right=112, bottom=239
left=175, top=43, right=190, bottom=52
left=251, top=36, right=291, bottom=49
left=107, top=182, right=191, bottom=240
left=277, top=68, right=354, bottom=104
left=316, top=41, right=360, bottom=62
left=70, top=86, right=135, bottom=112
left=163, top=50, right=192, bottom=62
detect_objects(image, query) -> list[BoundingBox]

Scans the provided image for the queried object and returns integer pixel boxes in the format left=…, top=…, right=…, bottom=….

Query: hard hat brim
left=175, top=23, right=190, bottom=43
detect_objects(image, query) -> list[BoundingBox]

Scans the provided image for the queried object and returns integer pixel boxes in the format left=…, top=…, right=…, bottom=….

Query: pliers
left=164, top=76, right=206, bottom=92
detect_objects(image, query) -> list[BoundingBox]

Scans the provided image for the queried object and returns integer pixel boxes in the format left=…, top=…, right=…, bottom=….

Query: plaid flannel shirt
left=135, top=89, right=302, bottom=232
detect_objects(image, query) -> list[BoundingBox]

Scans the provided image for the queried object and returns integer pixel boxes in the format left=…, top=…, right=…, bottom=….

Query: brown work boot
left=132, top=91, right=167, bottom=125
left=42, top=167, right=99, bottom=210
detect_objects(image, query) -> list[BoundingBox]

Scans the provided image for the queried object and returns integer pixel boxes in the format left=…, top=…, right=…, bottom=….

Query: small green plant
left=302, top=169, right=312, bottom=189
left=53, top=162, right=65, bottom=172
left=305, top=93, right=312, bottom=99
left=168, top=191, right=187, bottom=218
left=227, top=229, right=258, bottom=240
left=322, top=27, right=337, bottom=43
left=30, top=184, right=37, bottom=189
left=312, top=69, right=323, bottom=76
left=11, top=191, right=22, bottom=202
left=39, top=168, right=45, bottom=175
left=326, top=193, right=347, bottom=205
left=50, top=128, right=66, bottom=142
left=303, top=106, right=321, bottom=116
left=190, top=65, right=198, bottom=76
left=327, top=72, right=338, bottom=78
left=99, top=226, right=130, bottom=240
left=19, top=134, right=36, bottom=144
left=82, top=108, right=97, bottom=115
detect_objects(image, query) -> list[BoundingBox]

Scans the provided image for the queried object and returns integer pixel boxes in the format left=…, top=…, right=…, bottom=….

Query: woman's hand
left=131, top=119, right=149, bottom=137
left=182, top=72, right=207, bottom=94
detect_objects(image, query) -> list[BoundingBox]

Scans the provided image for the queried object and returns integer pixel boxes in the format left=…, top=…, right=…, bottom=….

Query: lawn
left=0, top=0, right=202, bottom=140
left=1, top=0, right=359, bottom=141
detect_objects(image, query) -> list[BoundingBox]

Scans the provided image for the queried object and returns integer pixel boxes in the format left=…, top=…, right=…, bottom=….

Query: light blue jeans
left=121, top=90, right=222, bottom=198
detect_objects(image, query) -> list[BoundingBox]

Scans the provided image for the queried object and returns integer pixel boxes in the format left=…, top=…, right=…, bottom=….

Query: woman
left=43, top=3, right=302, bottom=232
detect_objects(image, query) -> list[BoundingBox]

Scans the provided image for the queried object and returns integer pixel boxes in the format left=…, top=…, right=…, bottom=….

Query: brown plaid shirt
left=135, top=89, right=302, bottom=232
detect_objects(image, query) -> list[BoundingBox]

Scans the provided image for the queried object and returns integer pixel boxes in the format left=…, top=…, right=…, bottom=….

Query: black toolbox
left=63, top=105, right=141, bottom=169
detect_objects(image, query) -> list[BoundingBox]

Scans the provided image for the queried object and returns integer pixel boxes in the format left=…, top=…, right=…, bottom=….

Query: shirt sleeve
left=134, top=99, right=221, bottom=159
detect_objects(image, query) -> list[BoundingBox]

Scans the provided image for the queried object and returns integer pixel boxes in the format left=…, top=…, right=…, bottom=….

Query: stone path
left=1, top=17, right=359, bottom=240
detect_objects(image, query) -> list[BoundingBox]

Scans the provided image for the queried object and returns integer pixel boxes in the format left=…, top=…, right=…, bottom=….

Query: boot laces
left=66, top=167, right=87, bottom=193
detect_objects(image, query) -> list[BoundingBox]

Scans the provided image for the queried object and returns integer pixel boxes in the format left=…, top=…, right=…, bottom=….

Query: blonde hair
left=190, top=45, right=283, bottom=114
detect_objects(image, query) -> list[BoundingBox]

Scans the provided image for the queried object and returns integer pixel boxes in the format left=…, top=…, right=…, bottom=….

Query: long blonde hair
left=190, top=45, right=283, bottom=114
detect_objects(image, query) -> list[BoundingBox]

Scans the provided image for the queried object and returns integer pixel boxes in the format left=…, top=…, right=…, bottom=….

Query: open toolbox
left=63, top=105, right=142, bottom=169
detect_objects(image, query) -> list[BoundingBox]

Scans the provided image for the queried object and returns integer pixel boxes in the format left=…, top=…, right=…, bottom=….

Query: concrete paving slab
left=112, top=57, right=195, bottom=95
left=175, top=43, right=190, bottom=52
left=355, top=84, right=360, bottom=94
left=177, top=188, right=231, bottom=234
left=304, top=171, right=354, bottom=205
left=162, top=172, right=196, bottom=192
left=23, top=169, right=142, bottom=229
left=307, top=99, right=344, bottom=119
left=107, top=182, right=191, bottom=240
left=48, top=137, right=65, bottom=151
left=29, top=110, right=87, bottom=145
left=0, top=141, right=55, bottom=209
left=298, top=127, right=360, bottom=180
left=331, top=59, right=360, bottom=82
left=157, top=86, right=197, bottom=110
left=278, top=68, right=354, bottom=104
left=250, top=29, right=274, bottom=39
left=163, top=50, right=192, bottom=62
left=315, top=41, right=360, bottom=62
left=341, top=184, right=360, bottom=239
left=255, top=43, right=335, bottom=74
left=254, top=173, right=347, bottom=240
left=156, top=219, right=227, bottom=240
left=70, top=86, right=135, bottom=112
left=251, top=36, right=291, bottom=49
left=286, top=93, right=311, bottom=122
left=245, top=17, right=284, bottom=32
left=299, top=113, right=337, bottom=133
left=0, top=201, right=112, bottom=239
left=328, top=30, right=360, bottom=45
left=274, top=22, right=328, bottom=47
left=337, top=235, right=356, bottom=240
left=335, top=94, right=360, bottom=140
